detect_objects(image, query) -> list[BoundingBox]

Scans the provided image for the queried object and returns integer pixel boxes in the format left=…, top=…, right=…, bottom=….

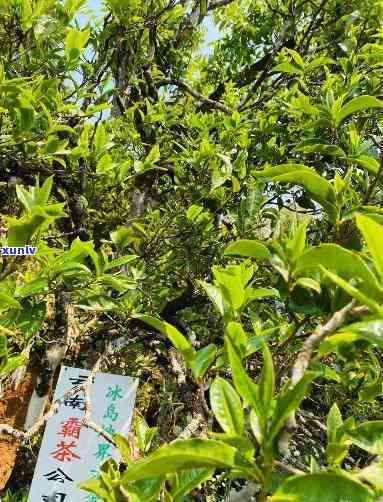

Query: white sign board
left=28, top=366, right=138, bottom=502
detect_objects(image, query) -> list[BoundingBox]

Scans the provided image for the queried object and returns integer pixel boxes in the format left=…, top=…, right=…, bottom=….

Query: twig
left=291, top=300, right=356, bottom=385
left=208, top=0, right=236, bottom=9
left=226, top=481, right=259, bottom=502
left=274, top=460, right=305, bottom=475
left=178, top=413, right=205, bottom=439
left=0, top=343, right=115, bottom=446
left=156, top=78, right=233, bottom=114
left=300, top=0, right=329, bottom=52
left=277, top=300, right=358, bottom=456
left=169, top=347, right=186, bottom=384
left=350, top=305, right=370, bottom=317
left=238, top=18, right=295, bottom=110
left=82, top=341, right=115, bottom=445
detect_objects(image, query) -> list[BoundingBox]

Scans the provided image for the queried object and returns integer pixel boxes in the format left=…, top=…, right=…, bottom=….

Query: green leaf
left=293, top=142, right=346, bottom=158
left=0, top=294, right=21, bottom=311
left=224, top=240, right=270, bottom=260
left=17, top=184, right=37, bottom=211
left=256, top=164, right=337, bottom=221
left=225, top=334, right=261, bottom=418
left=347, top=421, right=383, bottom=454
left=16, top=177, right=53, bottom=210
left=170, top=468, right=214, bottom=499
left=258, top=344, right=275, bottom=418
left=326, top=442, right=349, bottom=467
left=210, top=376, right=244, bottom=435
left=120, top=439, right=258, bottom=482
left=199, top=0, right=208, bottom=21
left=268, top=372, right=317, bottom=443
left=0, top=334, right=8, bottom=371
left=135, top=416, right=158, bottom=454
left=340, top=319, right=383, bottom=348
left=36, top=176, right=54, bottom=206
left=104, top=254, right=137, bottom=271
left=351, top=155, right=380, bottom=174
left=78, top=477, right=110, bottom=500
left=65, top=28, right=90, bottom=61
left=110, top=226, right=135, bottom=249
left=186, top=204, right=205, bottom=222
left=44, top=135, right=68, bottom=154
left=319, top=332, right=364, bottom=356
left=114, top=433, right=131, bottom=464
left=12, top=301, right=45, bottom=339
left=94, top=122, right=106, bottom=152
left=306, top=57, right=336, bottom=71
left=327, top=403, right=343, bottom=443
left=96, top=153, right=114, bottom=176
left=356, top=215, right=383, bottom=282
left=191, top=344, right=217, bottom=380
left=336, top=95, right=383, bottom=126
left=124, top=477, right=164, bottom=502
left=271, top=473, right=373, bottom=501
left=76, top=295, right=117, bottom=311
left=357, top=462, right=383, bottom=491
left=0, top=334, right=7, bottom=357
left=135, top=315, right=195, bottom=366
left=295, top=243, right=382, bottom=299
left=210, top=433, right=255, bottom=461
left=20, top=0, right=33, bottom=32
left=17, top=100, right=34, bottom=130
left=310, top=362, right=340, bottom=382
left=246, top=335, right=270, bottom=356
left=47, top=124, right=76, bottom=135
left=145, top=144, right=160, bottom=166
left=247, top=287, right=279, bottom=301
left=211, top=153, right=233, bottom=191
left=274, top=62, right=304, bottom=75
left=0, top=354, right=25, bottom=376
left=7, top=208, right=52, bottom=247
left=225, top=322, right=248, bottom=357
left=249, top=409, right=262, bottom=444
left=16, top=185, right=34, bottom=210
left=288, top=221, right=307, bottom=263
left=327, top=408, right=351, bottom=465
left=97, top=274, right=135, bottom=292
left=213, top=267, right=245, bottom=310
left=321, top=268, right=383, bottom=316
left=359, top=380, right=383, bottom=401
left=198, top=281, right=224, bottom=316
left=294, top=277, right=321, bottom=294
left=286, top=49, right=304, bottom=67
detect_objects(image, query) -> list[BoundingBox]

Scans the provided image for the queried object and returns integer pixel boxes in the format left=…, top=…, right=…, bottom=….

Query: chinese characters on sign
left=28, top=366, right=138, bottom=502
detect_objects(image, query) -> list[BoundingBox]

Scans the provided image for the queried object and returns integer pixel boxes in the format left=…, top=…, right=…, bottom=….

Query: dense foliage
left=1, top=0, right=383, bottom=500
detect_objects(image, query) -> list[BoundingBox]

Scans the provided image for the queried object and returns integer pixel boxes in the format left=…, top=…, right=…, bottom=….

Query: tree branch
left=226, top=482, right=259, bottom=502
left=156, top=78, right=233, bottom=113
left=274, top=460, right=305, bottom=475
left=169, top=347, right=186, bottom=385
left=291, top=299, right=356, bottom=385
left=178, top=413, right=205, bottom=439
left=277, top=300, right=358, bottom=456
left=208, top=0, right=236, bottom=10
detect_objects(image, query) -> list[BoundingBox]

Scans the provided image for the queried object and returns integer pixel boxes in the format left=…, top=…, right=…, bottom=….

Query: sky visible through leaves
left=84, top=0, right=220, bottom=54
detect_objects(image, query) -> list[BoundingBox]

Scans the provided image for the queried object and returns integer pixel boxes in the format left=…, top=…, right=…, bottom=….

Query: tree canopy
left=1, top=0, right=383, bottom=500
